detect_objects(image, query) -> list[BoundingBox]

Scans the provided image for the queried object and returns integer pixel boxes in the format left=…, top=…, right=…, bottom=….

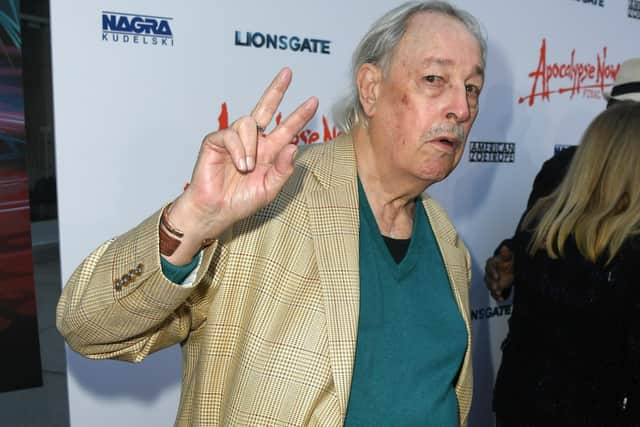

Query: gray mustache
left=425, top=124, right=465, bottom=142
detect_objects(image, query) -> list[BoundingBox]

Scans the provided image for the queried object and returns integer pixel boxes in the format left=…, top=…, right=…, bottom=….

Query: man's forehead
left=399, top=13, right=483, bottom=68
left=404, top=10, right=469, bottom=38
left=396, top=12, right=482, bottom=56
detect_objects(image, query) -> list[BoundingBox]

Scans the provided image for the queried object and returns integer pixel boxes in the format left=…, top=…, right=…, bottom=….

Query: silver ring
left=256, top=124, right=266, bottom=135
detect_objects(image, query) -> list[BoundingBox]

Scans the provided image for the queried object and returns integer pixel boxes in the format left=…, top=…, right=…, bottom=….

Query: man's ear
left=356, top=63, right=383, bottom=118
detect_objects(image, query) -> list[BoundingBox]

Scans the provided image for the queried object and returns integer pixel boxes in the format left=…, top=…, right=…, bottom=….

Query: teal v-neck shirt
left=344, top=181, right=467, bottom=426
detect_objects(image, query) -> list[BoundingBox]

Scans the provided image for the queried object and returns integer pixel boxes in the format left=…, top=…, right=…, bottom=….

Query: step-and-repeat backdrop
left=50, top=1, right=638, bottom=425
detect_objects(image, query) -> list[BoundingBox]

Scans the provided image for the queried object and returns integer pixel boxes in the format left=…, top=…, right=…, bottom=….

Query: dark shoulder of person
left=492, top=146, right=577, bottom=257
left=526, top=146, right=577, bottom=209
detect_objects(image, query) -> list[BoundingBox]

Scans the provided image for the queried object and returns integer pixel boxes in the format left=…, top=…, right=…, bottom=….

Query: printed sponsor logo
left=572, top=0, right=605, bottom=7
left=518, top=39, right=620, bottom=106
left=102, top=11, right=174, bottom=46
left=234, top=31, right=331, bottom=55
left=216, top=102, right=341, bottom=145
left=629, top=0, right=640, bottom=19
left=468, top=142, right=515, bottom=163
left=554, top=144, right=575, bottom=155
left=471, top=304, right=512, bottom=321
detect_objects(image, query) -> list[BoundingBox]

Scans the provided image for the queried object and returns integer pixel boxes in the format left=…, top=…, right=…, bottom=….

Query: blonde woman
left=493, top=101, right=640, bottom=426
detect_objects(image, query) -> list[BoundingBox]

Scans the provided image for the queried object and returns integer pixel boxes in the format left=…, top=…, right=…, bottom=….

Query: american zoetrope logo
left=102, top=11, right=174, bottom=46
left=630, top=0, right=640, bottom=19
left=469, top=142, right=515, bottom=163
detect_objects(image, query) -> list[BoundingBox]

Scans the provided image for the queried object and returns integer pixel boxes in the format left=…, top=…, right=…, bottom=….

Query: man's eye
left=424, top=75, right=442, bottom=83
left=466, top=85, right=481, bottom=96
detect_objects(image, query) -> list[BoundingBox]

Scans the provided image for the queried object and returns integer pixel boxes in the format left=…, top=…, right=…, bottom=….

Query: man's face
left=367, top=12, right=484, bottom=186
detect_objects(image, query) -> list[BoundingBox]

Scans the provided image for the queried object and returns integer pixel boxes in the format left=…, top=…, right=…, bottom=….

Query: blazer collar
left=304, top=135, right=360, bottom=415
left=421, top=194, right=473, bottom=424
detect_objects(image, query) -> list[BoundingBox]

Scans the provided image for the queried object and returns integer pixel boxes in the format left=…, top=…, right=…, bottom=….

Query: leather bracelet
left=159, top=203, right=216, bottom=256
left=161, top=203, right=184, bottom=238
left=159, top=222, right=181, bottom=256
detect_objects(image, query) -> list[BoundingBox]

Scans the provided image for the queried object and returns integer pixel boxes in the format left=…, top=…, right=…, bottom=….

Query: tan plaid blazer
left=57, top=134, right=473, bottom=426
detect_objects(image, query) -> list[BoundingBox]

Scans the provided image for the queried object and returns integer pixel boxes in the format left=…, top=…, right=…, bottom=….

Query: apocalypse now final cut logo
left=102, top=11, right=174, bottom=46
left=518, top=39, right=620, bottom=106
left=216, top=102, right=342, bottom=145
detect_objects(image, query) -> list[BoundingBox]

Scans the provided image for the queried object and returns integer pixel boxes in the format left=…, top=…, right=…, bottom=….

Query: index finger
left=251, top=67, right=292, bottom=129
left=268, top=97, right=319, bottom=146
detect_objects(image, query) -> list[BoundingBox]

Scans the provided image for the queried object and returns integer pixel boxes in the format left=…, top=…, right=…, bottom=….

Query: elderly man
left=57, top=1, right=485, bottom=426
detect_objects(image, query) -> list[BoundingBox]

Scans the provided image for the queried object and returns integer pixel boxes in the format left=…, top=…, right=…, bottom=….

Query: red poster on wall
left=0, top=0, right=43, bottom=393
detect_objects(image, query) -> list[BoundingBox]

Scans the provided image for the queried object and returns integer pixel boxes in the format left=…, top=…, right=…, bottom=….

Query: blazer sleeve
left=56, top=208, right=219, bottom=363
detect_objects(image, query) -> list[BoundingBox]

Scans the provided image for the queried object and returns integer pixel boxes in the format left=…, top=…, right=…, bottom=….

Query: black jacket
left=493, top=146, right=640, bottom=425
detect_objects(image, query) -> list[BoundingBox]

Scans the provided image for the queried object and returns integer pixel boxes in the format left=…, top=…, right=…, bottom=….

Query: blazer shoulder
left=281, top=143, right=326, bottom=196
left=422, top=194, right=455, bottom=228
left=288, top=134, right=355, bottom=191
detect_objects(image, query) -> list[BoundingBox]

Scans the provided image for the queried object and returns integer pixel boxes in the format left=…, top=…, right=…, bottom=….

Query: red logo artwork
left=217, top=102, right=342, bottom=144
left=518, top=38, right=620, bottom=106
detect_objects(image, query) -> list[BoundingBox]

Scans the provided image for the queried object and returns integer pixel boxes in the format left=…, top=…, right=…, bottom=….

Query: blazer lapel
left=305, top=136, right=360, bottom=416
left=421, top=195, right=473, bottom=422
left=421, top=195, right=470, bottom=326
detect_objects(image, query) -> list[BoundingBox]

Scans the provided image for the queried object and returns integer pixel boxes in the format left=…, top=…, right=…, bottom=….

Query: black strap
left=610, top=81, right=640, bottom=97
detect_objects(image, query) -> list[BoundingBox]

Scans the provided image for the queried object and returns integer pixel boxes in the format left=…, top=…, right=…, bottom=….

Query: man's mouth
left=428, top=136, right=460, bottom=152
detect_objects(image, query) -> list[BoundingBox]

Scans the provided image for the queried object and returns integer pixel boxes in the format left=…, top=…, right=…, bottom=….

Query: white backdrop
left=50, top=1, right=639, bottom=425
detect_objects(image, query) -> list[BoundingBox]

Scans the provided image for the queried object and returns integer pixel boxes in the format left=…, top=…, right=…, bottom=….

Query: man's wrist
left=159, top=202, right=215, bottom=264
left=159, top=203, right=185, bottom=257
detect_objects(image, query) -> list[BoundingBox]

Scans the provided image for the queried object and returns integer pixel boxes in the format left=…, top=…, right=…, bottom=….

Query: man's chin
left=418, top=159, right=457, bottom=182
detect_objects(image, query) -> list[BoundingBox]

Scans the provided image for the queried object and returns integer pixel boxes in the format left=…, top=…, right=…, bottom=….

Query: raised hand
left=166, top=68, right=318, bottom=263
left=484, top=244, right=515, bottom=302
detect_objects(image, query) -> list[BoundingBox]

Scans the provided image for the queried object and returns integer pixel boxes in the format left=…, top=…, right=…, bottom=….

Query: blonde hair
left=522, top=101, right=640, bottom=264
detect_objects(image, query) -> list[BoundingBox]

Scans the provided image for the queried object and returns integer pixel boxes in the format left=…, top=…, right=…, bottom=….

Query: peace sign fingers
left=251, top=67, right=293, bottom=134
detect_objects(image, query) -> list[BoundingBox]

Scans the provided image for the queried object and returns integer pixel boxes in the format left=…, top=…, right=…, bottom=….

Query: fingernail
left=239, top=158, right=247, bottom=172
left=246, top=157, right=255, bottom=170
left=279, top=68, right=290, bottom=82
left=304, top=97, right=317, bottom=110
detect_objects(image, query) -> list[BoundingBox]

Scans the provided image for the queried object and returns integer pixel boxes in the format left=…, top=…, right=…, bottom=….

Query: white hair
left=334, top=1, right=487, bottom=133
